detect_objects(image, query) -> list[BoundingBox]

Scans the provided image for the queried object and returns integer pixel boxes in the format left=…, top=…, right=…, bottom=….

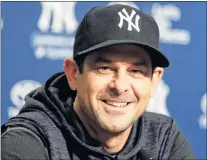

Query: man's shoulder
left=143, top=111, right=174, bottom=124
left=1, top=127, right=49, bottom=159
left=142, top=111, right=178, bottom=135
left=139, top=113, right=194, bottom=159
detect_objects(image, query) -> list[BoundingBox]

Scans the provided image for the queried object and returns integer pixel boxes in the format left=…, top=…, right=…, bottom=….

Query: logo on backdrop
left=8, top=80, right=41, bottom=118
left=31, top=2, right=78, bottom=60
left=147, top=79, right=170, bottom=116
left=151, top=3, right=190, bottom=45
left=118, top=8, right=140, bottom=32
left=199, top=93, right=206, bottom=129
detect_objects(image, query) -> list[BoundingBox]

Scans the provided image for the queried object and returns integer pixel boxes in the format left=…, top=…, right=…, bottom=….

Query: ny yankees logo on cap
left=118, top=8, right=140, bottom=32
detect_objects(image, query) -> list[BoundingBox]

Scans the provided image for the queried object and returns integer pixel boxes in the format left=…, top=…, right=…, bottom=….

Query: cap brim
left=74, top=40, right=169, bottom=68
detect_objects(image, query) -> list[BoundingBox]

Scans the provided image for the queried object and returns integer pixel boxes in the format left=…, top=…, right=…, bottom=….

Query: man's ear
left=151, top=67, right=164, bottom=97
left=63, top=58, right=79, bottom=91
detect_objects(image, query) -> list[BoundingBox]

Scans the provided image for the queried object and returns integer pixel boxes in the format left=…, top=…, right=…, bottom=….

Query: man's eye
left=100, top=66, right=110, bottom=70
left=130, top=70, right=144, bottom=75
left=97, top=66, right=112, bottom=74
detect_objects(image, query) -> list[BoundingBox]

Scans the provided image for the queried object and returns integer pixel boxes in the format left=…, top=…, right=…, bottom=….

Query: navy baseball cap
left=73, top=4, right=169, bottom=67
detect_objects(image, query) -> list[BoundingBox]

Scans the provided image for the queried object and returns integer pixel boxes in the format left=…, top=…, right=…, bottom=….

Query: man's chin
left=100, top=120, right=133, bottom=133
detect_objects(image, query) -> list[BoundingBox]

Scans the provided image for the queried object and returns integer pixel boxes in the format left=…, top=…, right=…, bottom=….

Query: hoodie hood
left=19, top=72, right=146, bottom=159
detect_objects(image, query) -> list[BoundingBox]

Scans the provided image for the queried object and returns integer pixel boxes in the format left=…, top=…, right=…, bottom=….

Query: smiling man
left=65, top=44, right=163, bottom=155
left=2, top=4, right=194, bottom=160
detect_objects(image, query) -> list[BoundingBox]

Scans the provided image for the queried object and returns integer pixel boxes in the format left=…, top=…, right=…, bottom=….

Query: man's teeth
left=105, top=101, right=127, bottom=107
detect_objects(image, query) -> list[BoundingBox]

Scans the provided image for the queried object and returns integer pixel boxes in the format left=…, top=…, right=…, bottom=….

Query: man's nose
left=108, top=72, right=130, bottom=95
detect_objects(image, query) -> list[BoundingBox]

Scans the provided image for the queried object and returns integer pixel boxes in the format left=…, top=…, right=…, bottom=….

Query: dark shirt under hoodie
left=1, top=72, right=194, bottom=160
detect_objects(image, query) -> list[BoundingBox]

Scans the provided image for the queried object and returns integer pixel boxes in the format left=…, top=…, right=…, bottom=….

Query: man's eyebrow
left=93, top=56, right=149, bottom=67
left=93, top=56, right=113, bottom=64
left=132, top=61, right=149, bottom=67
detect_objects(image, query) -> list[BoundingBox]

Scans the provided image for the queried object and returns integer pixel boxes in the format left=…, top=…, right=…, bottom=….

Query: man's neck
left=96, top=125, right=132, bottom=153
left=73, top=103, right=132, bottom=153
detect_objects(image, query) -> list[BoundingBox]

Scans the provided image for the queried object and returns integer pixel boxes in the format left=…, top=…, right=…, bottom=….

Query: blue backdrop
left=1, top=2, right=206, bottom=159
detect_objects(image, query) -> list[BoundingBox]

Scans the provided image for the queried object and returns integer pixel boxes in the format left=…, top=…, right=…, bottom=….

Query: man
left=2, top=4, right=194, bottom=160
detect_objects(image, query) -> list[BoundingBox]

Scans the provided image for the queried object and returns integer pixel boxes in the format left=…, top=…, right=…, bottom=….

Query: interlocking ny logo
left=118, top=8, right=140, bottom=32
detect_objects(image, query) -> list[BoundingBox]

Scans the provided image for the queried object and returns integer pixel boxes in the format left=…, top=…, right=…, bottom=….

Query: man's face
left=67, top=44, right=162, bottom=133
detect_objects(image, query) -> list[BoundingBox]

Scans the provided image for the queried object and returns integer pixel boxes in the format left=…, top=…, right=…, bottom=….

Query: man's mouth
left=102, top=100, right=130, bottom=107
